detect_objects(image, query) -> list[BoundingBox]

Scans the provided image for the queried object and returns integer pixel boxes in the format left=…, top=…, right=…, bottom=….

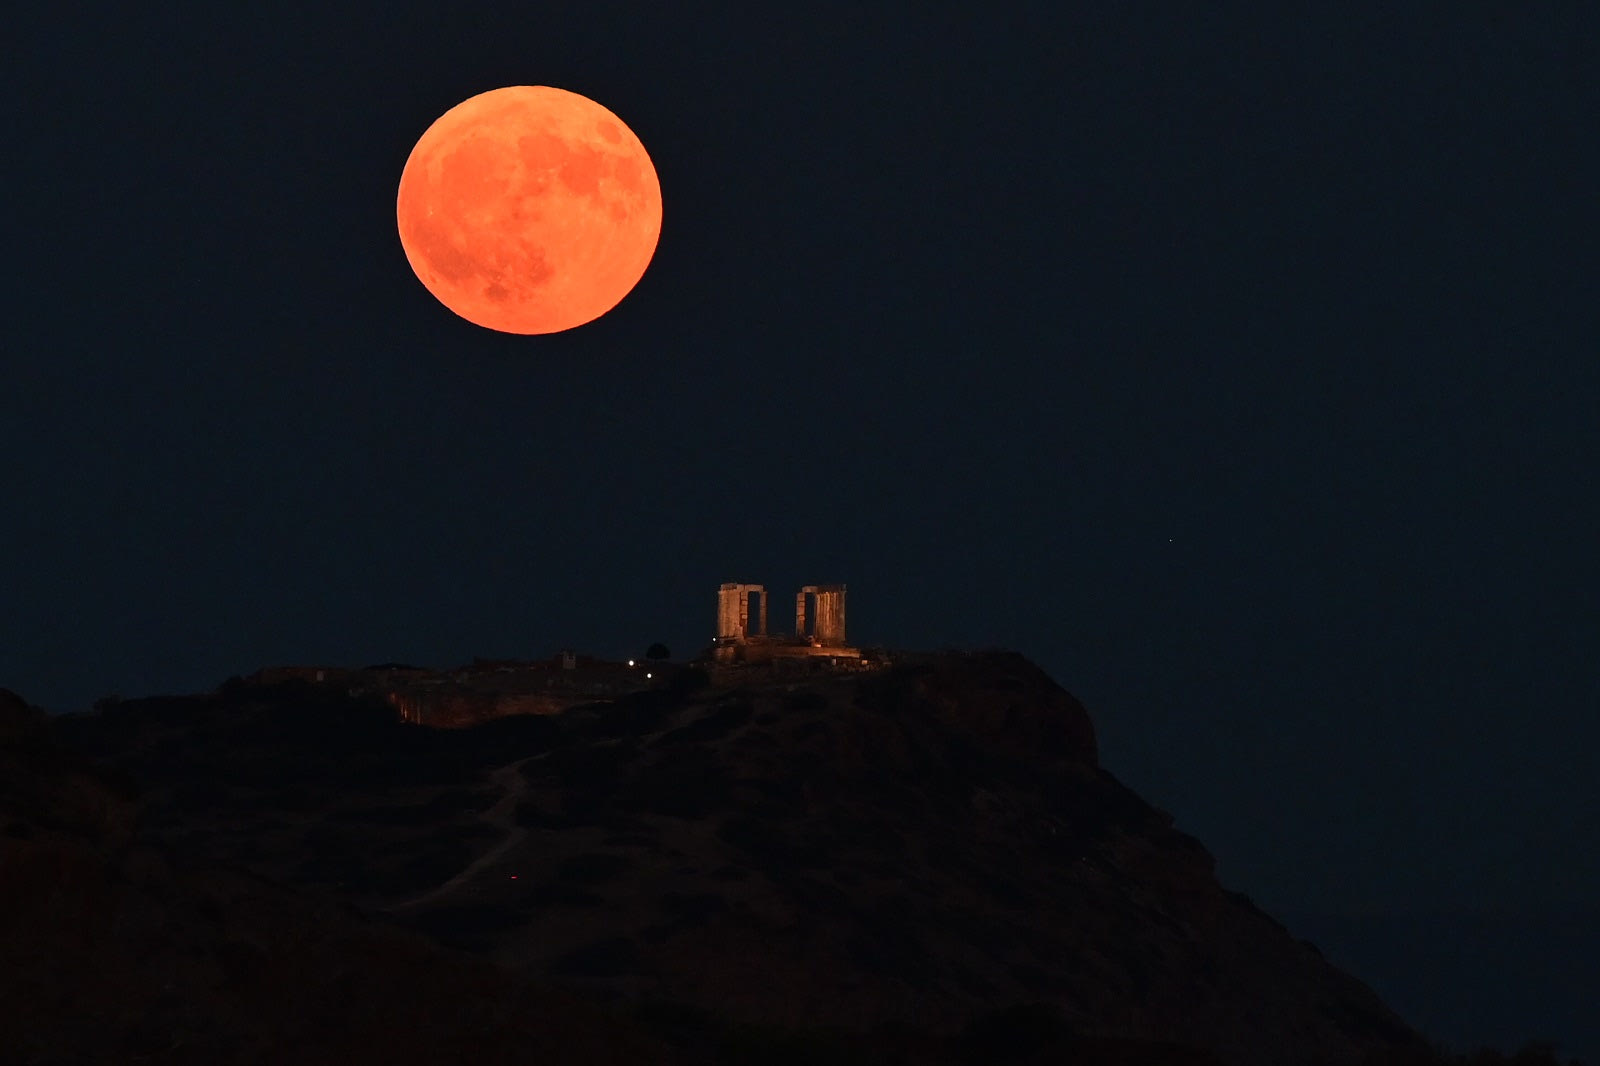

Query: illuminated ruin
left=717, top=582, right=769, bottom=642
left=712, top=582, right=862, bottom=665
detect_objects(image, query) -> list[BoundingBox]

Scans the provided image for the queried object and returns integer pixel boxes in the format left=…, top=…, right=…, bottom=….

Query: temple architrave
left=713, top=582, right=862, bottom=665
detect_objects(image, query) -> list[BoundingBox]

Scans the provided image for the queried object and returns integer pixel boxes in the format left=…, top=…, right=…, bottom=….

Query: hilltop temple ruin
left=712, top=582, right=863, bottom=665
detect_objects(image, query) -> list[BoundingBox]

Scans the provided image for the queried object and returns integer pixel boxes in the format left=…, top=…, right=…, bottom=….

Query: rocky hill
left=23, top=654, right=1432, bottom=1064
left=0, top=688, right=678, bottom=1065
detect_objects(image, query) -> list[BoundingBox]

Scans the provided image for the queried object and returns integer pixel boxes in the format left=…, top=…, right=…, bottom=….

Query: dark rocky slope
left=1, top=688, right=674, bottom=1066
left=36, top=654, right=1430, bottom=1065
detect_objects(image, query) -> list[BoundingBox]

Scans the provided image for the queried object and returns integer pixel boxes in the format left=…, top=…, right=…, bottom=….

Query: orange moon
left=396, top=86, right=662, bottom=334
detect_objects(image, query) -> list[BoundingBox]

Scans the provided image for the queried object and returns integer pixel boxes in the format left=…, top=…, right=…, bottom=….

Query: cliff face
left=38, top=654, right=1427, bottom=1066
left=480, top=652, right=1415, bottom=1066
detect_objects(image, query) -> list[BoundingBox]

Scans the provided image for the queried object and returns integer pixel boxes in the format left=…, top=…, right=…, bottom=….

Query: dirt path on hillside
left=387, top=754, right=541, bottom=912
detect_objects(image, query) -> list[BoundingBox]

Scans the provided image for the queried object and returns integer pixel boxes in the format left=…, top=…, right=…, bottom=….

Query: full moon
left=396, top=86, right=662, bottom=334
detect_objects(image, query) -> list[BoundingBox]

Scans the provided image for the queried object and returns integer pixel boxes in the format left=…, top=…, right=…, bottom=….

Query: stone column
left=719, top=583, right=767, bottom=642
left=813, top=584, right=847, bottom=645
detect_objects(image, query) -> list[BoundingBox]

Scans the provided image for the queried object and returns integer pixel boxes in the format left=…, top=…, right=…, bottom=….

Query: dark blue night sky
left=5, top=6, right=1597, bottom=1058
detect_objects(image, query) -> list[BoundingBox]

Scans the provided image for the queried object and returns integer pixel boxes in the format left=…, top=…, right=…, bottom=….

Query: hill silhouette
left=11, top=655, right=1556, bottom=1064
